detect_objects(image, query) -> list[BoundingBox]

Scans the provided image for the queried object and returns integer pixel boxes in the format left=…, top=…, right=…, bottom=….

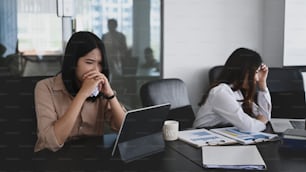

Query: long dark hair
left=61, top=31, right=109, bottom=98
left=199, top=47, right=263, bottom=117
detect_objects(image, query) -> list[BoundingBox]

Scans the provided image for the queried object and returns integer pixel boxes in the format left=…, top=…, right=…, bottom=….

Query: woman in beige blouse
left=34, top=31, right=126, bottom=152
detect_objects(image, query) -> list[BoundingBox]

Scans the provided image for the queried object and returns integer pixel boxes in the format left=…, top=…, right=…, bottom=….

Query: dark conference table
left=168, top=138, right=306, bottom=172
left=1, top=134, right=204, bottom=172
left=1, top=132, right=306, bottom=172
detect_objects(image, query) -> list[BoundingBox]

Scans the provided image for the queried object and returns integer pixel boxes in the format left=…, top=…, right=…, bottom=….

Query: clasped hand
left=80, top=70, right=113, bottom=98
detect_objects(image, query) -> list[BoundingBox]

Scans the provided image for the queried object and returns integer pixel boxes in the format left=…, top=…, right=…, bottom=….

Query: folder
left=202, top=145, right=266, bottom=170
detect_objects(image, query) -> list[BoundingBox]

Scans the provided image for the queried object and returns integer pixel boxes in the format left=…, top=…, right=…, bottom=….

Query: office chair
left=208, top=65, right=223, bottom=84
left=140, top=78, right=195, bottom=130
left=0, top=76, right=49, bottom=155
left=267, top=67, right=306, bottom=118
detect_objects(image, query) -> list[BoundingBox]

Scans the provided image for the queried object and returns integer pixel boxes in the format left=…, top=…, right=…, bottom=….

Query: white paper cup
left=163, top=120, right=179, bottom=141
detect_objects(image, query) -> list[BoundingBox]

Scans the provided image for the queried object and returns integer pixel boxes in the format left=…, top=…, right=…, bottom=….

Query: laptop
left=270, top=118, right=305, bottom=133
left=111, top=103, right=171, bottom=162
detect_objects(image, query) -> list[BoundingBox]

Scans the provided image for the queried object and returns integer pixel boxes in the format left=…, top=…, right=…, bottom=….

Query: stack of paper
left=202, top=145, right=266, bottom=170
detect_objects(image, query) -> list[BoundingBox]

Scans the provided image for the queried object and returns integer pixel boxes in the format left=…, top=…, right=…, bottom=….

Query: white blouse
left=193, top=83, right=271, bottom=132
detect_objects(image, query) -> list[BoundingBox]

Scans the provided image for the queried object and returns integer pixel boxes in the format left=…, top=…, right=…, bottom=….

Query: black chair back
left=209, top=65, right=223, bottom=84
left=0, top=76, right=49, bottom=161
left=267, top=67, right=306, bottom=118
left=140, top=78, right=195, bottom=130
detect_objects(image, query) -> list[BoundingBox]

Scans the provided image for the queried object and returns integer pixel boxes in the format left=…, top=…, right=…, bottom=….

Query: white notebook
left=202, top=145, right=266, bottom=170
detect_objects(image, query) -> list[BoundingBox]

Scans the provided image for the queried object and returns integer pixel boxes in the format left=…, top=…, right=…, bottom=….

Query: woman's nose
left=94, top=64, right=102, bottom=72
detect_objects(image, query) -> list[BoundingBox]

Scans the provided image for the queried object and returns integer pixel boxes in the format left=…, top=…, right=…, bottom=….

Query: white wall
left=164, top=0, right=284, bottom=113
left=262, top=0, right=284, bottom=67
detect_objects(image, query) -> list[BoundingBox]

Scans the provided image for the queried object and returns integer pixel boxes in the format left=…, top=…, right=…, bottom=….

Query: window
left=283, top=0, right=306, bottom=66
left=1, top=0, right=162, bottom=109
left=18, top=0, right=62, bottom=52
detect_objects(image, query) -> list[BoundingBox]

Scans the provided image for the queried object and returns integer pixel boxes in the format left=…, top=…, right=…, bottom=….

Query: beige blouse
left=34, top=74, right=124, bottom=152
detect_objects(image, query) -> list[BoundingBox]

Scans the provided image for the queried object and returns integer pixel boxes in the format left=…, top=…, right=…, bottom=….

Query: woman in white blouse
left=193, top=48, right=271, bottom=132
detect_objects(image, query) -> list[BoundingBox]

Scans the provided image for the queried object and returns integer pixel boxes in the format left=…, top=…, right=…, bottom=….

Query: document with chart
left=178, top=128, right=237, bottom=147
left=210, top=127, right=279, bottom=144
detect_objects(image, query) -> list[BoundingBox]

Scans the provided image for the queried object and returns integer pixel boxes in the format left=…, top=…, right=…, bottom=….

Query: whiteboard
left=283, top=0, right=306, bottom=66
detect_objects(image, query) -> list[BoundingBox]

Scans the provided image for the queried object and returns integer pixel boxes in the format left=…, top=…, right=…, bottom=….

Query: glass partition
left=0, top=0, right=163, bottom=109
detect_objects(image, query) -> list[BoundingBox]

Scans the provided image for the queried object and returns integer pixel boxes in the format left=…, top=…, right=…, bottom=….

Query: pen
left=206, top=140, right=225, bottom=146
